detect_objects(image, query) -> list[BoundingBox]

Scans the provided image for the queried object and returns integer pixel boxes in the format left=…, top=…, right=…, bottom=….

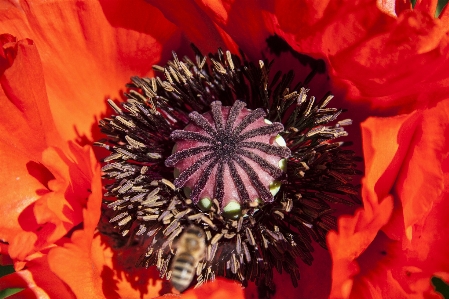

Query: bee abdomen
left=171, top=252, right=196, bottom=292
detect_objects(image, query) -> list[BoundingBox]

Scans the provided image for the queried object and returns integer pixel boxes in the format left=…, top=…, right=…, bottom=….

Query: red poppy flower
left=0, top=0, right=448, bottom=298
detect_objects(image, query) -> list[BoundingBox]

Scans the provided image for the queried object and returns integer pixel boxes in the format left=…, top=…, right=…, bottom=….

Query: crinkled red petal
left=1, top=0, right=182, bottom=141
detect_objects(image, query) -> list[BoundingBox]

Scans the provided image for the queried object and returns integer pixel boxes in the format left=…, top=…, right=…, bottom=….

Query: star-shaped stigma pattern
left=165, top=100, right=291, bottom=207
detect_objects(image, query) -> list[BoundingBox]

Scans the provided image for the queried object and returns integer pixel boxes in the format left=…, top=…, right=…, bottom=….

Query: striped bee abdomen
left=170, top=225, right=206, bottom=292
left=171, top=252, right=196, bottom=292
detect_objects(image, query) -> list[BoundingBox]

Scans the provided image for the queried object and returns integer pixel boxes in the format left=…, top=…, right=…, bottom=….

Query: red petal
left=330, top=9, right=449, bottom=110
left=47, top=233, right=106, bottom=299
left=193, top=0, right=273, bottom=58
left=0, top=34, right=107, bottom=260
left=181, top=278, right=244, bottom=299
left=361, top=112, right=421, bottom=202
left=0, top=37, right=61, bottom=153
left=274, top=0, right=335, bottom=42
left=348, top=233, right=416, bottom=299
left=394, top=99, right=449, bottom=240
left=0, top=37, right=60, bottom=256
left=361, top=100, right=449, bottom=241
left=6, top=144, right=100, bottom=260
left=148, top=0, right=239, bottom=55
left=0, top=255, right=75, bottom=298
left=406, top=189, right=449, bottom=280
left=342, top=100, right=449, bottom=298
left=0, top=162, right=100, bottom=297
left=273, top=0, right=394, bottom=57
left=346, top=210, right=448, bottom=299
left=46, top=163, right=105, bottom=299
left=1, top=0, right=181, bottom=141
left=272, top=1, right=449, bottom=111
left=328, top=195, right=394, bottom=299
left=48, top=231, right=176, bottom=298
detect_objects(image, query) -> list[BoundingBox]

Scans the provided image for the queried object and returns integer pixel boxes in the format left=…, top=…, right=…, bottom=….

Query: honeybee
left=170, top=225, right=206, bottom=292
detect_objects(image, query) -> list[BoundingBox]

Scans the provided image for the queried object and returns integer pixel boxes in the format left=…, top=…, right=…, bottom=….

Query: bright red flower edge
left=0, top=35, right=101, bottom=261
left=329, top=99, right=449, bottom=298
left=1, top=0, right=449, bottom=298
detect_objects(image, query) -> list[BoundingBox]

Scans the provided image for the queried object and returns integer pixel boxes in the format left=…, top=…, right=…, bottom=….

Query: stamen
left=97, top=42, right=361, bottom=295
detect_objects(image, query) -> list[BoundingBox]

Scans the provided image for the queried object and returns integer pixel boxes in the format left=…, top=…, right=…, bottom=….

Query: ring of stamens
left=97, top=44, right=361, bottom=293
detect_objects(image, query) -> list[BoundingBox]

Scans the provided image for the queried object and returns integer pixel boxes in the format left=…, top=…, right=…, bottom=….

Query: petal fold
left=328, top=195, right=394, bottom=299
left=0, top=35, right=102, bottom=261
left=0, top=36, right=58, bottom=250
left=272, top=0, right=449, bottom=110
left=1, top=0, right=182, bottom=141
left=148, top=0, right=239, bottom=54
left=394, top=99, right=449, bottom=239
left=331, top=99, right=449, bottom=298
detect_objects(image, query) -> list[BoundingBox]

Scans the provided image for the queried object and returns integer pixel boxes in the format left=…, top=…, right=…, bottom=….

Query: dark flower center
left=214, top=133, right=236, bottom=158
left=96, top=41, right=361, bottom=296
